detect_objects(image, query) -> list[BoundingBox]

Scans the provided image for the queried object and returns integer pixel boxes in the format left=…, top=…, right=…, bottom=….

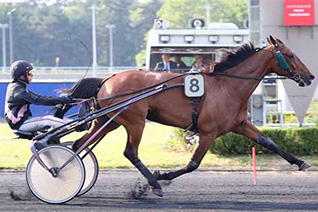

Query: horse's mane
left=213, top=42, right=259, bottom=73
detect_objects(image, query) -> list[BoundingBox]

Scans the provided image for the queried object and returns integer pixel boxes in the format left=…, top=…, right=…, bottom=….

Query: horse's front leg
left=232, top=120, right=310, bottom=171
left=154, top=133, right=215, bottom=181
left=123, top=121, right=163, bottom=197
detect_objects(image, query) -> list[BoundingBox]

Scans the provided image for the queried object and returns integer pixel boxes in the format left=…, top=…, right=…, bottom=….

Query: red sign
left=284, top=0, right=315, bottom=26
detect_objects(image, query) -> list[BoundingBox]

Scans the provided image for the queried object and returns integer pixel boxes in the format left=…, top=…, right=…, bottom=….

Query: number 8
left=190, top=79, right=200, bottom=93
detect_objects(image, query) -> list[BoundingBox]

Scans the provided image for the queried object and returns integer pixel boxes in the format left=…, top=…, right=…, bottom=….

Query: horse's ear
left=269, top=35, right=277, bottom=46
left=266, top=36, right=272, bottom=45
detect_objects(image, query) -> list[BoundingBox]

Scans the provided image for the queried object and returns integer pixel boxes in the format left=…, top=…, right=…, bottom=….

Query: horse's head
left=267, top=35, right=314, bottom=87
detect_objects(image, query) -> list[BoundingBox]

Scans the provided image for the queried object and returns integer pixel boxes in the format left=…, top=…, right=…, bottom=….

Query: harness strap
left=95, top=77, right=110, bottom=97
left=191, top=97, right=200, bottom=133
left=185, top=97, right=200, bottom=133
left=95, top=74, right=186, bottom=101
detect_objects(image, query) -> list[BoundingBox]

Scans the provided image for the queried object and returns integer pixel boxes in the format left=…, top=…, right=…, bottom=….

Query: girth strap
left=186, top=97, right=200, bottom=133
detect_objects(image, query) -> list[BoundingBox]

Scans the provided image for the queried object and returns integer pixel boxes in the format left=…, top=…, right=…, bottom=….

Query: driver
left=5, top=60, right=73, bottom=150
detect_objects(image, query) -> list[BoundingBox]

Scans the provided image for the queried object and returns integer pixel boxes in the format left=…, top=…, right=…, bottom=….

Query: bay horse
left=61, top=36, right=314, bottom=197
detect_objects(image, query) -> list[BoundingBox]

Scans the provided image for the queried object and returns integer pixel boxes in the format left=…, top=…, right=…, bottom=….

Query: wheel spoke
left=62, top=142, right=99, bottom=196
left=26, top=145, right=85, bottom=204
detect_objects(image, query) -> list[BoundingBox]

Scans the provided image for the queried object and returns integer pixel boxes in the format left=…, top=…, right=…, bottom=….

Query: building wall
left=259, top=0, right=318, bottom=114
left=260, top=0, right=318, bottom=73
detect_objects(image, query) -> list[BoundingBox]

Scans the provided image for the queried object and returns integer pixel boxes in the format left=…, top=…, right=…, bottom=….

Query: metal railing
left=1, top=66, right=140, bottom=74
left=0, top=66, right=141, bottom=81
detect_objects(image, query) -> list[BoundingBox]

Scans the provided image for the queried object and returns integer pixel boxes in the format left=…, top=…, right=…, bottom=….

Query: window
left=251, top=0, right=259, bottom=6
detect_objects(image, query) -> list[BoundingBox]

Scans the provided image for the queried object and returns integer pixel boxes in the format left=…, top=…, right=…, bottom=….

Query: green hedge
left=165, top=127, right=318, bottom=156
left=267, top=112, right=318, bottom=124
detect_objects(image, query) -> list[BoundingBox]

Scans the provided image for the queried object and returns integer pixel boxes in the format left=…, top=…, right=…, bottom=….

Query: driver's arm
left=19, top=89, right=71, bottom=106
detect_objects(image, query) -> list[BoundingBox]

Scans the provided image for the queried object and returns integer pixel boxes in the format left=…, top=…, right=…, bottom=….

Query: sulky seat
left=13, top=130, right=37, bottom=140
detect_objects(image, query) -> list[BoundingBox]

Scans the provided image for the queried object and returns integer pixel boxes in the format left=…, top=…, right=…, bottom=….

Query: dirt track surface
left=1, top=169, right=318, bottom=212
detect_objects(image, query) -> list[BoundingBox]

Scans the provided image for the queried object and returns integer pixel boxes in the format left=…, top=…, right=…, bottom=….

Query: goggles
left=27, top=71, right=33, bottom=77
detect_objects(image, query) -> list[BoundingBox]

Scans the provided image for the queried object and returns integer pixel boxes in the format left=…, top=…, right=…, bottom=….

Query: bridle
left=271, top=44, right=302, bottom=82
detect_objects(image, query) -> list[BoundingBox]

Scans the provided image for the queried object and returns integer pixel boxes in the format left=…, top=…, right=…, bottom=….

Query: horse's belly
left=146, top=109, right=191, bottom=129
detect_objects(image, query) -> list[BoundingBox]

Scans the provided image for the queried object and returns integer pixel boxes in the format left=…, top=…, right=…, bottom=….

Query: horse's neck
left=221, top=50, right=273, bottom=101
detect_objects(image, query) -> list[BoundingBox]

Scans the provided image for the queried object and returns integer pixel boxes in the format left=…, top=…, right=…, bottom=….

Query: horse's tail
left=63, top=77, right=105, bottom=99
left=53, top=78, right=104, bottom=118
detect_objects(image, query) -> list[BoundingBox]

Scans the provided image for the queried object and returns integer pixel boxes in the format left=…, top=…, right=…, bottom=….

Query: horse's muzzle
left=292, top=73, right=314, bottom=87
left=302, top=74, right=315, bottom=86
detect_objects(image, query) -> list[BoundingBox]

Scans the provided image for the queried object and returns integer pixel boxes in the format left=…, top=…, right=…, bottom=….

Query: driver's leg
left=19, top=115, right=69, bottom=150
left=19, top=115, right=68, bottom=132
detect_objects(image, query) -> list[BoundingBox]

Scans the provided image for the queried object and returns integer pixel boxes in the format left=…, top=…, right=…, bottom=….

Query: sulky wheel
left=62, top=141, right=99, bottom=196
left=26, top=145, right=85, bottom=204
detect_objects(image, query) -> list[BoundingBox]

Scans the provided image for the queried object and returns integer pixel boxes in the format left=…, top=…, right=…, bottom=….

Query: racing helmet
left=10, top=60, right=34, bottom=82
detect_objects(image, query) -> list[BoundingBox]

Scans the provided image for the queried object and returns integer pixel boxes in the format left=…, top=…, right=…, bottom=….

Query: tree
left=97, top=0, right=137, bottom=66
left=8, top=1, right=91, bottom=66
left=132, top=0, right=163, bottom=67
left=157, top=0, right=203, bottom=28
left=0, top=0, right=248, bottom=67
left=157, top=0, right=248, bottom=28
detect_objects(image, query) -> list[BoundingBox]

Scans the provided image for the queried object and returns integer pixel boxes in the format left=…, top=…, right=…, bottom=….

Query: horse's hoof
left=299, top=162, right=311, bottom=171
left=153, top=170, right=161, bottom=180
left=152, top=188, right=163, bottom=197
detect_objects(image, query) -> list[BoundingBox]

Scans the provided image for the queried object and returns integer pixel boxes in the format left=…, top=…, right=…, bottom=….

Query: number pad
left=184, top=74, right=204, bottom=97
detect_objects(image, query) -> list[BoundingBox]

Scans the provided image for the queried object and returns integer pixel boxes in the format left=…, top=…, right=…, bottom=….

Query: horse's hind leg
left=155, top=133, right=215, bottom=181
left=72, top=116, right=120, bottom=151
left=123, top=121, right=163, bottom=197
left=232, top=120, right=310, bottom=171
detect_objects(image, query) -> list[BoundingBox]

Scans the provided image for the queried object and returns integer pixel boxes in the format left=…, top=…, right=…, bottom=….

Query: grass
left=0, top=123, right=317, bottom=170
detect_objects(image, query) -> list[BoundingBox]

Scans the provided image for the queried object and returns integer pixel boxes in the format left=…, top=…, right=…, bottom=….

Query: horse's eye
left=288, top=54, right=294, bottom=59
